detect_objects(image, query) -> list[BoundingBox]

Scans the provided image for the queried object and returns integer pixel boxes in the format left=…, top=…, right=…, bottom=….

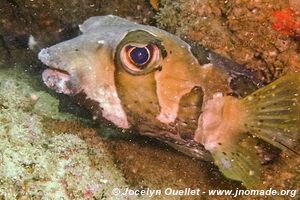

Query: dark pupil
left=130, top=47, right=149, bottom=65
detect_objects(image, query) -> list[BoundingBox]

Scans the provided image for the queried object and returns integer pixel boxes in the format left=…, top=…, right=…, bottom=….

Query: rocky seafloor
left=0, top=67, right=132, bottom=199
left=0, top=0, right=299, bottom=199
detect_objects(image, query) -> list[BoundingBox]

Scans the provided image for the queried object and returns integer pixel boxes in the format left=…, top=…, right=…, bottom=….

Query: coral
left=155, top=0, right=181, bottom=33
left=271, top=7, right=300, bottom=38
left=156, top=0, right=300, bottom=81
left=156, top=0, right=232, bottom=50
left=0, top=69, right=72, bottom=120
left=0, top=67, right=129, bottom=199
left=150, top=0, right=159, bottom=10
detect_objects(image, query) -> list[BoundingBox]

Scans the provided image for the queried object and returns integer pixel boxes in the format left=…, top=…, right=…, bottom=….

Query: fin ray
left=211, top=138, right=260, bottom=188
left=241, top=72, right=300, bottom=153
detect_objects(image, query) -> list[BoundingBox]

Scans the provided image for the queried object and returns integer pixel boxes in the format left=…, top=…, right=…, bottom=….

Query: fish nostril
left=38, top=48, right=51, bottom=66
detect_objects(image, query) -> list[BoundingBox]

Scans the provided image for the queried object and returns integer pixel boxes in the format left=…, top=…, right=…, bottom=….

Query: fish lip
left=42, top=68, right=72, bottom=95
left=39, top=48, right=73, bottom=95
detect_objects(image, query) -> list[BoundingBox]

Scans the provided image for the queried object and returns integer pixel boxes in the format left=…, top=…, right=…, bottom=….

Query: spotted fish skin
left=39, top=15, right=300, bottom=188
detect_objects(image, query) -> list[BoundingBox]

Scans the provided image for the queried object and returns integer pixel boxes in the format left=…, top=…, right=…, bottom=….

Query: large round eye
left=120, top=44, right=161, bottom=75
left=129, top=46, right=150, bottom=65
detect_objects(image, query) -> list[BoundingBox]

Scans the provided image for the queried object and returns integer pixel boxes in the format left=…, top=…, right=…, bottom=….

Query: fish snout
left=38, top=47, right=69, bottom=71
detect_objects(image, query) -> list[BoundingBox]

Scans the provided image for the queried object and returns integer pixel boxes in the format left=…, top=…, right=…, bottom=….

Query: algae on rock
left=0, top=66, right=130, bottom=199
left=156, top=0, right=300, bottom=82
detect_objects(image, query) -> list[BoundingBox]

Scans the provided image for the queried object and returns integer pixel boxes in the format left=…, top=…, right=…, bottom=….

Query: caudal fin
left=241, top=72, right=300, bottom=153
left=197, top=73, right=299, bottom=188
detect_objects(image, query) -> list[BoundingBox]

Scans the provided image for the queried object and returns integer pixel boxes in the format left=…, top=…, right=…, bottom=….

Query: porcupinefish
left=38, top=15, right=300, bottom=188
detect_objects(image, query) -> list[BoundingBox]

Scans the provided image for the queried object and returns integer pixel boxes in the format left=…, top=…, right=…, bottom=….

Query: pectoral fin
left=211, top=137, right=260, bottom=188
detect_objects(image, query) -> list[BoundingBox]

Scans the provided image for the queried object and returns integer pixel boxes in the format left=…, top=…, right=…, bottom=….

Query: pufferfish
left=38, top=15, right=300, bottom=188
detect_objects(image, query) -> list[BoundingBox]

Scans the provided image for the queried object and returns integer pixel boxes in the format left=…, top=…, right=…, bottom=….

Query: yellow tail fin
left=241, top=73, right=300, bottom=153
left=205, top=73, right=300, bottom=188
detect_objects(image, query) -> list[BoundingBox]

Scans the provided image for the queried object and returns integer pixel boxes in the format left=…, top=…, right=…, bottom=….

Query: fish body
left=39, top=15, right=300, bottom=187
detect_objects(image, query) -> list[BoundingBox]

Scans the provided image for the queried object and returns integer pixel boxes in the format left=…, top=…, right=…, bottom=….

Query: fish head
left=39, top=15, right=229, bottom=138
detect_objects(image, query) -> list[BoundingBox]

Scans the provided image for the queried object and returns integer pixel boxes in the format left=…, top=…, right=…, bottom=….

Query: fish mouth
left=39, top=48, right=73, bottom=95
left=42, top=68, right=72, bottom=95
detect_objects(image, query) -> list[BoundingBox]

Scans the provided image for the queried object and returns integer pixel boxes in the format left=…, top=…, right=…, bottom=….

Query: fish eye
left=120, top=43, right=161, bottom=75
left=129, top=46, right=150, bottom=66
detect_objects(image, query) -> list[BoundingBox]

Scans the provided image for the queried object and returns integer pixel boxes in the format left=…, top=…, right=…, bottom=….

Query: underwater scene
left=0, top=0, right=299, bottom=199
